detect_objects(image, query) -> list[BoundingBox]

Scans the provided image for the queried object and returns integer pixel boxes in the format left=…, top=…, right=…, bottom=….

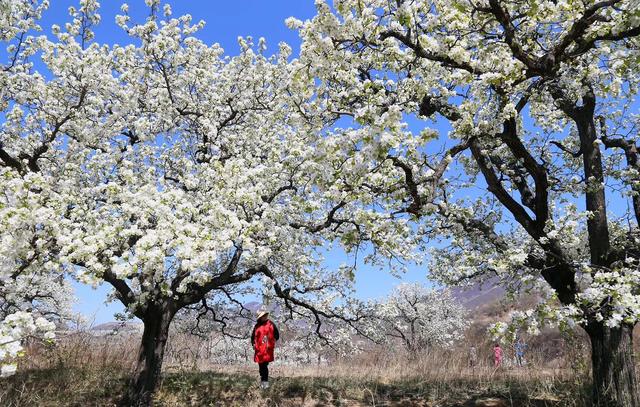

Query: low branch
left=289, top=201, right=347, bottom=232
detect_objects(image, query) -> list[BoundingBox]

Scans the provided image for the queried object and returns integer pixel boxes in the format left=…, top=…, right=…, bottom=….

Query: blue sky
left=41, top=1, right=317, bottom=54
left=34, top=1, right=433, bottom=324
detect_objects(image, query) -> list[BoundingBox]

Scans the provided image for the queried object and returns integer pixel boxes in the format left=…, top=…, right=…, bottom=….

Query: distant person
left=514, top=339, right=527, bottom=366
left=251, top=310, right=280, bottom=389
left=468, top=345, right=478, bottom=368
left=493, top=343, right=503, bottom=367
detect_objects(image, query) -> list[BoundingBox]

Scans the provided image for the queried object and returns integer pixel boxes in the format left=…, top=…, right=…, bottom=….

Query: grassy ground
left=0, top=365, right=589, bottom=407
left=0, top=329, right=596, bottom=406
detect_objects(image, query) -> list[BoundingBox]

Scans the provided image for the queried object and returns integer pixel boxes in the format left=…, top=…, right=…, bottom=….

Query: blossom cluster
left=0, top=311, right=55, bottom=377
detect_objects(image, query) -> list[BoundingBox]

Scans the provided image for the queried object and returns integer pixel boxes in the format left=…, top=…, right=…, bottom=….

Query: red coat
left=493, top=346, right=503, bottom=366
left=252, top=320, right=277, bottom=363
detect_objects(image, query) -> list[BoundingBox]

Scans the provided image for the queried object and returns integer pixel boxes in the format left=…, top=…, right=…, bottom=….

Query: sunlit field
left=0, top=327, right=599, bottom=406
left=5, top=294, right=639, bottom=406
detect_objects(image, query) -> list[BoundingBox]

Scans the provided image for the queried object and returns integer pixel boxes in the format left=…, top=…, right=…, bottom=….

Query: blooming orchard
left=0, top=1, right=423, bottom=403
left=291, top=0, right=640, bottom=405
left=2, top=0, right=639, bottom=405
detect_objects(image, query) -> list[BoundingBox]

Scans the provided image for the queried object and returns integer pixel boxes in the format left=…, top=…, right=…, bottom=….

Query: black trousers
left=258, top=362, right=269, bottom=381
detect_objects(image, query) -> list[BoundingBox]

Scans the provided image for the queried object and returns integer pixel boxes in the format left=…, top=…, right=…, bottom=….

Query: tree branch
left=469, top=138, right=539, bottom=238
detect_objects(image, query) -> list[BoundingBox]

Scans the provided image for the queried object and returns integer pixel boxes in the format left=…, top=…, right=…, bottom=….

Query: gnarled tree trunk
left=120, top=305, right=175, bottom=407
left=586, top=322, right=639, bottom=407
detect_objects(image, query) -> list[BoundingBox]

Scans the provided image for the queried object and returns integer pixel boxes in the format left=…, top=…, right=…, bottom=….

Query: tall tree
left=0, top=1, right=420, bottom=405
left=372, top=283, right=468, bottom=354
left=292, top=0, right=640, bottom=405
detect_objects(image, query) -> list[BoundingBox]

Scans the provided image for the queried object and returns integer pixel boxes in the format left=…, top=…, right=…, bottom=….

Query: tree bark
left=586, top=322, right=640, bottom=407
left=575, top=111, right=610, bottom=266
left=120, top=306, right=175, bottom=407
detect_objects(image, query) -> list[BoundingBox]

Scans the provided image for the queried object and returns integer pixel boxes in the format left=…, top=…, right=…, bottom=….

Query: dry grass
left=0, top=364, right=589, bottom=406
left=2, top=293, right=627, bottom=405
left=0, top=328, right=594, bottom=406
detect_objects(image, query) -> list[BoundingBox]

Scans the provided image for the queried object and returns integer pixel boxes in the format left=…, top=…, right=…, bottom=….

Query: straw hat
left=256, top=310, right=269, bottom=320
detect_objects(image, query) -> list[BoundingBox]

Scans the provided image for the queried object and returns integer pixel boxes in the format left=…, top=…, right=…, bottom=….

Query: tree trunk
left=120, top=306, right=175, bottom=407
left=586, top=322, right=639, bottom=407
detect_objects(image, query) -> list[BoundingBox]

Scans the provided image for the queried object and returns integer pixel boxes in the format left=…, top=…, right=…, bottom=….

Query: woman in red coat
left=493, top=343, right=503, bottom=367
left=251, top=310, right=279, bottom=389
